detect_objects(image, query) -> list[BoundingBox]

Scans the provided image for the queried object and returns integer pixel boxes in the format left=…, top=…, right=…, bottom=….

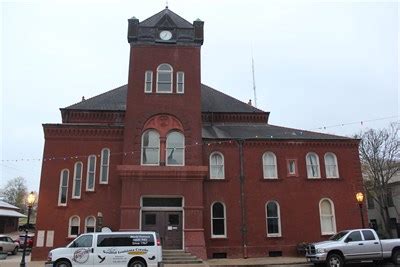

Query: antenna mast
left=251, top=51, right=258, bottom=108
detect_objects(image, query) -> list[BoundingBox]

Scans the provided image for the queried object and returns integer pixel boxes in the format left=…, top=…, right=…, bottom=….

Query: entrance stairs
left=162, top=250, right=204, bottom=265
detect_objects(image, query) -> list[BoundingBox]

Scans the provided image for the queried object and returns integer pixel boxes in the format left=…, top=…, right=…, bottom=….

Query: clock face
left=159, top=30, right=172, bottom=41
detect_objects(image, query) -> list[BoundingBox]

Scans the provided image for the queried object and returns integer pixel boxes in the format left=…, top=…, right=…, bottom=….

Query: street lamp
left=356, top=192, right=365, bottom=228
left=20, top=191, right=36, bottom=267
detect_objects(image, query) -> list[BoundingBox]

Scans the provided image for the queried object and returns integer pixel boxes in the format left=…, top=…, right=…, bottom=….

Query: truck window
left=362, top=230, right=376, bottom=240
left=346, top=231, right=362, bottom=242
left=97, top=234, right=155, bottom=247
left=71, top=235, right=93, bottom=248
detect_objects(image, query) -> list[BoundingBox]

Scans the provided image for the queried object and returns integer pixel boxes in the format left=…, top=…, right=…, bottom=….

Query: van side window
left=71, top=235, right=93, bottom=248
left=97, top=234, right=155, bottom=247
left=362, top=230, right=376, bottom=240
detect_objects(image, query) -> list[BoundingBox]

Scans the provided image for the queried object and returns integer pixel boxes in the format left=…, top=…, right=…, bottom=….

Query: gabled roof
left=0, top=200, right=19, bottom=210
left=139, top=8, right=193, bottom=29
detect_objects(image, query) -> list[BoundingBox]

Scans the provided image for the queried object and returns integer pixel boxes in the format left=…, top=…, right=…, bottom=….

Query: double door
left=142, top=211, right=182, bottom=249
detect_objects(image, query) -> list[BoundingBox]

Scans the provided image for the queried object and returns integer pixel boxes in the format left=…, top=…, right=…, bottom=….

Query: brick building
left=33, top=8, right=365, bottom=260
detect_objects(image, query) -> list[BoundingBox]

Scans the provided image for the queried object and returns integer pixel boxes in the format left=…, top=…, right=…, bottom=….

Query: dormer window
left=157, top=64, right=173, bottom=93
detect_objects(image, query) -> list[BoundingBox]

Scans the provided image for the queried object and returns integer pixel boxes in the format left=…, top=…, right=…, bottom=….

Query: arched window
left=266, top=201, right=281, bottom=237
left=324, top=153, right=339, bottom=178
left=306, top=152, right=321, bottom=178
left=85, top=216, right=96, bottom=233
left=86, top=155, right=96, bottom=191
left=157, top=64, right=173, bottom=93
left=72, top=162, right=83, bottom=199
left=100, top=148, right=110, bottom=184
left=166, top=131, right=184, bottom=166
left=319, top=198, right=336, bottom=235
left=263, top=152, right=278, bottom=179
left=58, top=169, right=69, bottom=206
left=211, top=202, right=226, bottom=238
left=141, top=130, right=160, bottom=165
left=69, top=216, right=80, bottom=237
left=210, top=152, right=224, bottom=179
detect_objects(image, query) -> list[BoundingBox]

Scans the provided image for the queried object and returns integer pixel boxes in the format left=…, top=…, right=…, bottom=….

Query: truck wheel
left=55, top=260, right=71, bottom=267
left=12, top=247, right=18, bottom=255
left=393, top=250, right=400, bottom=265
left=129, top=260, right=146, bottom=267
left=326, top=253, right=344, bottom=267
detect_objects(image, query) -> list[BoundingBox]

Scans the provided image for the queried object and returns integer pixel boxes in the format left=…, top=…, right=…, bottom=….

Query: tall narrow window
left=100, top=148, right=110, bottom=184
left=306, top=152, right=321, bottom=178
left=166, top=131, right=184, bottom=166
left=266, top=201, right=281, bottom=237
left=86, top=155, right=96, bottom=191
left=72, top=162, right=83, bottom=199
left=210, top=152, right=224, bottom=179
left=287, top=159, right=297, bottom=176
left=211, top=202, right=226, bottom=238
left=144, top=71, right=153, bottom=93
left=263, top=152, right=278, bottom=179
left=319, top=198, right=336, bottom=235
left=157, top=64, right=173, bottom=93
left=176, top=72, right=184, bottom=93
left=141, top=130, right=160, bottom=165
left=69, top=216, right=80, bottom=237
left=85, top=216, right=96, bottom=233
left=324, top=153, right=339, bottom=178
left=58, top=169, right=69, bottom=206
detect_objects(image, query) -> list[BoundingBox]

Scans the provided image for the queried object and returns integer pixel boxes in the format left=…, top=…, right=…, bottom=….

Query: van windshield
left=69, top=235, right=93, bottom=248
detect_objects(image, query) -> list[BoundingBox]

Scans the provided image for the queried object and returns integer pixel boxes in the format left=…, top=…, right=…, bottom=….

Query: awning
left=0, top=209, right=26, bottom=218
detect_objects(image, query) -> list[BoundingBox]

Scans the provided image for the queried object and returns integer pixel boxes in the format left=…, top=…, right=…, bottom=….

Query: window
left=144, top=71, right=153, bottom=93
left=324, top=153, right=339, bottom=178
left=210, top=152, right=224, bottom=179
left=362, top=230, right=376, bottom=240
left=69, top=216, right=80, bottom=237
left=85, top=216, right=96, bottom=233
left=72, top=162, right=83, bottom=199
left=306, top=152, right=321, bottom=178
left=390, top=218, right=397, bottom=229
left=211, top=202, right=226, bottom=238
left=346, top=231, right=362, bottom=242
left=141, top=130, right=160, bottom=165
left=97, top=234, right=155, bottom=247
left=100, top=148, right=110, bottom=184
left=319, top=198, right=336, bottom=235
left=166, top=131, right=184, bottom=166
left=70, top=234, right=92, bottom=247
left=58, top=169, right=69, bottom=206
left=86, top=155, right=96, bottom=191
left=266, top=201, right=281, bottom=237
left=367, top=193, right=375, bottom=209
left=263, top=152, right=278, bottom=179
left=287, top=159, right=297, bottom=176
left=176, top=72, right=184, bottom=93
left=387, top=188, right=394, bottom=207
left=156, top=64, right=173, bottom=93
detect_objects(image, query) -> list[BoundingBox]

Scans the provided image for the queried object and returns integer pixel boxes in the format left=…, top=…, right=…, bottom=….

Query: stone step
left=161, top=250, right=203, bottom=265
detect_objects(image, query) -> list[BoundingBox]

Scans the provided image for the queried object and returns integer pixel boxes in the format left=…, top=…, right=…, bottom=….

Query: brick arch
left=142, top=114, right=184, bottom=136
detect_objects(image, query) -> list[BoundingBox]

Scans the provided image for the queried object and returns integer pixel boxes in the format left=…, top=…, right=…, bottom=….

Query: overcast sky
left=1, top=0, right=398, bottom=192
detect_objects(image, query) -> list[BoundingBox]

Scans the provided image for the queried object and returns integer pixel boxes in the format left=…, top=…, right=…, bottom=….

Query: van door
left=67, top=234, right=95, bottom=266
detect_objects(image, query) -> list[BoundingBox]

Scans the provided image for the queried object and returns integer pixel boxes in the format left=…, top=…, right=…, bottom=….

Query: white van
left=45, top=231, right=162, bottom=267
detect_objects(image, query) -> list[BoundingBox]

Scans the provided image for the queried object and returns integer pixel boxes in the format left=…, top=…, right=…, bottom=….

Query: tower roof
left=139, top=8, right=194, bottom=29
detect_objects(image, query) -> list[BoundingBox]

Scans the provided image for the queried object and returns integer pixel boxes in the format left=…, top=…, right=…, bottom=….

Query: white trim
left=99, top=148, right=110, bottom=184
left=209, top=152, right=225, bottom=179
left=211, top=201, right=227, bottom=238
left=141, top=130, right=160, bottom=166
left=176, top=71, right=184, bottom=94
left=262, top=152, right=278, bottom=179
left=156, top=63, right=173, bottom=93
left=324, top=152, right=339, bottom=178
left=306, top=152, right=321, bottom=178
left=144, top=71, right=153, bottom=93
left=319, top=198, right=337, bottom=235
left=266, top=201, right=282, bottom=237
left=84, top=216, right=96, bottom=233
left=72, top=162, right=83, bottom=199
left=165, top=131, right=185, bottom=166
left=58, top=169, right=69, bottom=206
left=68, top=215, right=80, bottom=237
left=86, top=155, right=96, bottom=191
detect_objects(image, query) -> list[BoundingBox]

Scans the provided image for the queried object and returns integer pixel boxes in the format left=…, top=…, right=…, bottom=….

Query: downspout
left=238, top=139, right=248, bottom=258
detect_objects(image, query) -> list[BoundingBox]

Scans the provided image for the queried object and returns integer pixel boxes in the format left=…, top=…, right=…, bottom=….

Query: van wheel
left=55, top=260, right=72, bottom=267
left=393, top=250, right=400, bottom=265
left=326, top=253, right=343, bottom=267
left=129, top=260, right=146, bottom=267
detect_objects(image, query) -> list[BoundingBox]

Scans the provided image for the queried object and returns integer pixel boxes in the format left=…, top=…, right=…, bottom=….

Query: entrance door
left=142, top=211, right=182, bottom=249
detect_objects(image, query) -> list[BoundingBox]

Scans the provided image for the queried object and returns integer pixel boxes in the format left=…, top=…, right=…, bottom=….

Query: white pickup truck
left=305, top=228, right=400, bottom=267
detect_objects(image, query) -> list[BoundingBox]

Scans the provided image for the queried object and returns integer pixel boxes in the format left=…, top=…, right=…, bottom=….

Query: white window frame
left=209, top=152, right=225, bottom=179
left=324, top=152, right=339, bottom=178
left=166, top=131, right=185, bottom=166
left=211, top=201, right=227, bottom=238
left=86, top=155, right=96, bottom=191
left=263, top=152, right=278, bottom=179
left=141, top=130, right=160, bottom=166
left=144, top=70, right=153, bottom=93
left=156, top=63, right=173, bottom=93
left=306, top=152, right=321, bottom=178
left=72, top=162, right=83, bottom=199
left=266, top=201, right=282, bottom=237
left=176, top=71, right=184, bottom=94
left=99, top=148, right=110, bottom=184
left=58, top=169, right=69, bottom=206
left=69, top=216, right=80, bottom=237
left=85, top=216, right=96, bottom=233
left=319, top=198, right=337, bottom=235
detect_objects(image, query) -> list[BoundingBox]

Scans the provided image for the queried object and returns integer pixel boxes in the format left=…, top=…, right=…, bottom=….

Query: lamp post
left=20, top=191, right=36, bottom=267
left=356, top=192, right=365, bottom=228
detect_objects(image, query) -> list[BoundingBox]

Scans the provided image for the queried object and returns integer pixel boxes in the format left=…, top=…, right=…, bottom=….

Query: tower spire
left=251, top=48, right=258, bottom=108
left=166, top=0, right=169, bottom=8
